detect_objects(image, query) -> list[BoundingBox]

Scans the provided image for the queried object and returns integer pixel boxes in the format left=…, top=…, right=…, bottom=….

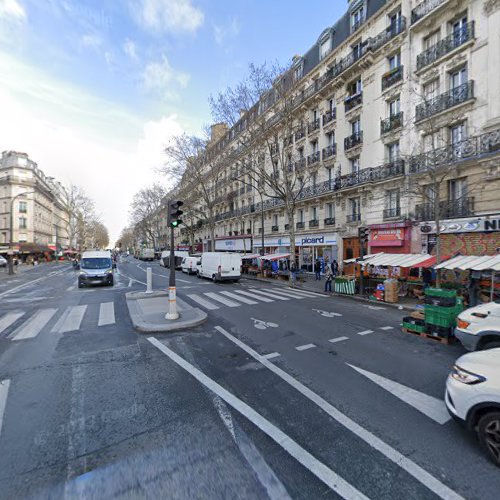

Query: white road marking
left=0, top=268, right=67, bottom=298
left=204, top=292, right=240, bottom=307
left=232, top=290, right=274, bottom=303
left=0, top=379, right=11, bottom=438
left=219, top=290, right=258, bottom=304
left=264, top=289, right=306, bottom=299
left=328, top=336, right=349, bottom=343
left=148, top=337, right=369, bottom=500
left=187, top=294, right=220, bottom=310
left=365, top=305, right=386, bottom=310
left=357, top=330, right=374, bottom=336
left=268, top=288, right=319, bottom=298
left=54, top=305, right=87, bottom=333
left=347, top=364, right=451, bottom=425
left=0, top=312, right=24, bottom=334
left=176, top=278, right=191, bottom=283
left=263, top=352, right=281, bottom=360
left=66, top=285, right=75, bottom=291
left=380, top=326, right=394, bottom=331
left=128, top=279, right=133, bottom=287
left=98, top=302, right=115, bottom=326
left=215, top=326, right=464, bottom=500
left=313, top=309, right=342, bottom=317
left=295, top=343, right=316, bottom=351
left=248, top=289, right=289, bottom=300
left=11, top=308, right=58, bottom=340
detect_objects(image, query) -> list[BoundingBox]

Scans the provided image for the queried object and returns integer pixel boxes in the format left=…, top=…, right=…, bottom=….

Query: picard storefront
left=253, top=233, right=338, bottom=271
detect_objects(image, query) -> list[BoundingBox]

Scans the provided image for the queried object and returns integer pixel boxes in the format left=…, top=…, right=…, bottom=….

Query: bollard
left=146, top=267, right=153, bottom=294
left=165, top=286, right=179, bottom=320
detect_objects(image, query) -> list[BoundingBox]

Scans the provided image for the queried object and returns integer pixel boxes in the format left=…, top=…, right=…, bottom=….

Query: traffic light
left=169, top=200, right=184, bottom=228
left=358, top=226, right=369, bottom=244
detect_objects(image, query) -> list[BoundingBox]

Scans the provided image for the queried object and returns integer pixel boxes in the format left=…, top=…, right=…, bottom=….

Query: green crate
left=425, top=309, right=457, bottom=328
left=402, top=321, right=427, bottom=334
left=424, top=288, right=457, bottom=298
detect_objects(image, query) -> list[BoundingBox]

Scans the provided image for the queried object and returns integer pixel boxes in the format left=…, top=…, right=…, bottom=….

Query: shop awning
left=408, top=255, right=451, bottom=269
left=261, top=253, right=290, bottom=261
left=343, top=253, right=383, bottom=264
left=241, top=253, right=261, bottom=260
left=357, top=253, right=433, bottom=268
left=19, top=243, right=52, bottom=253
left=435, top=255, right=500, bottom=271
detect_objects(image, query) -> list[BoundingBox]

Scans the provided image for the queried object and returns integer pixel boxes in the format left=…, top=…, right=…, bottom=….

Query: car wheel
left=78, top=282, right=83, bottom=289
left=197, top=272, right=201, bottom=278
left=212, top=274, right=217, bottom=283
left=478, top=412, right=500, bottom=467
left=482, top=341, right=500, bottom=350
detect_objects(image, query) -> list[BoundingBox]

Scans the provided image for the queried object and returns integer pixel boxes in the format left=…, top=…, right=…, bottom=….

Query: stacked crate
left=424, top=288, right=463, bottom=339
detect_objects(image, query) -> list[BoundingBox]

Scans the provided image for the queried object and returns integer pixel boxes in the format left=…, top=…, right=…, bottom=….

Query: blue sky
left=0, top=0, right=344, bottom=243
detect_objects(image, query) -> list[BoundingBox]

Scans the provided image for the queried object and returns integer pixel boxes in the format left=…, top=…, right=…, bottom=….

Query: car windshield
left=81, top=258, right=111, bottom=270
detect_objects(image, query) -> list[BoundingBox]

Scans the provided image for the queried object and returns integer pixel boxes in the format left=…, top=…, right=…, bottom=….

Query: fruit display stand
left=334, top=276, right=356, bottom=295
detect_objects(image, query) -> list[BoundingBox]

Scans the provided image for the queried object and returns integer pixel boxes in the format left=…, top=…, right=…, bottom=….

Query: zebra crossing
left=186, top=286, right=319, bottom=311
left=0, top=301, right=119, bottom=342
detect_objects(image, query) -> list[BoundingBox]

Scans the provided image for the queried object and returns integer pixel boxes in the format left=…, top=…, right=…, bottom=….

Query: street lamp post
left=8, top=191, right=35, bottom=275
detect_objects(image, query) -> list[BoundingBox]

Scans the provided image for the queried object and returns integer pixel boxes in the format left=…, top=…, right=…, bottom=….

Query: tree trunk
left=287, top=206, right=296, bottom=287
left=434, top=196, right=441, bottom=288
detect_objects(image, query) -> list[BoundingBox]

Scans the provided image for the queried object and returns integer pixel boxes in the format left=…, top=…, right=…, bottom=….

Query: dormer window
left=294, top=64, right=303, bottom=82
left=351, top=6, right=364, bottom=32
left=320, top=37, right=331, bottom=60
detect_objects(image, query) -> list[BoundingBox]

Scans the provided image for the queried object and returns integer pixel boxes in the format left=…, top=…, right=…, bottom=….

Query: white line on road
left=295, top=343, right=316, bottom=351
left=11, top=308, right=58, bottom=340
left=215, top=326, right=464, bottom=500
left=379, top=326, right=394, bottom=331
left=0, top=312, right=25, bottom=334
left=128, top=279, right=132, bottom=287
left=187, top=294, right=220, bottom=310
left=204, top=292, right=240, bottom=307
left=0, top=379, right=10, bottom=438
left=66, top=285, right=75, bottom=292
left=147, top=337, right=369, bottom=500
left=248, top=289, right=289, bottom=301
left=98, top=302, right=115, bottom=326
left=263, top=352, right=281, bottom=360
left=328, top=336, right=349, bottom=343
left=53, top=305, right=87, bottom=333
left=263, top=289, right=306, bottom=299
left=232, top=290, right=274, bottom=303
left=347, top=364, right=451, bottom=425
left=357, top=330, right=374, bottom=336
left=0, top=268, right=68, bottom=299
left=267, top=287, right=319, bottom=298
left=219, top=290, right=258, bottom=304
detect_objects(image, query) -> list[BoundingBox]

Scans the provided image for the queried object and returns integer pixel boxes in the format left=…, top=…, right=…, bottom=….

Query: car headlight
left=451, top=364, right=486, bottom=385
left=79, top=271, right=87, bottom=277
left=106, top=269, right=113, bottom=274
left=457, top=319, right=470, bottom=329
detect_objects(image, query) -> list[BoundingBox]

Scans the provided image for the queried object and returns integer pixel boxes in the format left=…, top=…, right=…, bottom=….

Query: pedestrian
left=314, top=259, right=321, bottom=280
left=422, top=267, right=432, bottom=289
left=324, top=264, right=333, bottom=293
left=332, top=259, right=339, bottom=277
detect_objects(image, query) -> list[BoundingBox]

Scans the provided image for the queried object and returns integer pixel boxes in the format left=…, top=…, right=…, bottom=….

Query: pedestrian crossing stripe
left=247, top=289, right=289, bottom=300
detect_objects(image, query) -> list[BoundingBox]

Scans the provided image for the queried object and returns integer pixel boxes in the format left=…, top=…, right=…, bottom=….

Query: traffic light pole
left=166, top=202, right=179, bottom=320
left=359, top=234, right=365, bottom=297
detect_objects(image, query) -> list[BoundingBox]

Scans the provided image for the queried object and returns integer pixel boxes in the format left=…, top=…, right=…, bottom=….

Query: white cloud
left=0, top=0, right=26, bottom=20
left=123, top=38, right=138, bottom=61
left=213, top=18, right=240, bottom=46
left=81, top=33, right=102, bottom=49
left=142, top=55, right=189, bottom=101
left=135, top=0, right=204, bottom=34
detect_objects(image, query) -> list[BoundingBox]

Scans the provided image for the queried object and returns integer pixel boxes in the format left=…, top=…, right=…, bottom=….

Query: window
left=294, top=64, right=303, bottom=81
left=352, top=41, right=363, bottom=60
left=351, top=157, right=360, bottom=173
left=311, top=140, right=318, bottom=153
left=298, top=146, right=304, bottom=158
left=351, top=7, right=364, bottom=31
left=389, top=10, right=402, bottom=29
left=387, top=142, right=400, bottom=163
left=298, top=209, right=304, bottom=223
left=19, top=217, right=27, bottom=229
left=311, top=172, right=317, bottom=187
left=386, top=189, right=400, bottom=210
left=452, top=14, right=468, bottom=40
left=424, top=184, right=438, bottom=203
left=450, top=67, right=467, bottom=90
left=327, top=167, right=333, bottom=188
left=448, top=178, right=467, bottom=201
left=388, top=52, right=401, bottom=70
left=450, top=122, right=467, bottom=145
left=388, top=97, right=400, bottom=116
left=327, top=97, right=335, bottom=112
left=320, top=37, right=331, bottom=60
left=424, top=79, right=439, bottom=100
left=18, top=201, right=27, bottom=213
left=326, top=203, right=335, bottom=218
left=424, top=130, right=444, bottom=150
left=273, top=214, right=278, bottom=226
left=350, top=197, right=360, bottom=217
left=311, top=207, right=318, bottom=221
left=312, top=109, right=318, bottom=121
left=351, top=118, right=361, bottom=134
left=348, top=77, right=362, bottom=96
left=424, top=30, right=440, bottom=50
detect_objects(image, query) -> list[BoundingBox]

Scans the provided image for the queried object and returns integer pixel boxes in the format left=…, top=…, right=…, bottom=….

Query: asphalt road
left=0, top=256, right=498, bottom=499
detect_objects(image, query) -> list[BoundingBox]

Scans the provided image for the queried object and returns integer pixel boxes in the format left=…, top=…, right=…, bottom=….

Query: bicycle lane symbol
left=250, top=318, right=279, bottom=330
left=312, top=309, right=342, bottom=318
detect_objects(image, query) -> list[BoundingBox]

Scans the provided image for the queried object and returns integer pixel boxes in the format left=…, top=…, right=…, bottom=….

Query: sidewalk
left=242, top=273, right=420, bottom=311
left=0, top=261, right=63, bottom=280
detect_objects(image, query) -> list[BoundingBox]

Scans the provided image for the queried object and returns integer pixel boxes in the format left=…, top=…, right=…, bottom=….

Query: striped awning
left=357, top=253, right=433, bottom=268
left=435, top=255, right=500, bottom=271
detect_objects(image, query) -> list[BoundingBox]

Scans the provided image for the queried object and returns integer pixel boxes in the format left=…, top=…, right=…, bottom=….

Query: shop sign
left=420, top=215, right=500, bottom=234
left=253, top=233, right=337, bottom=248
left=370, top=228, right=404, bottom=241
left=215, top=237, right=252, bottom=251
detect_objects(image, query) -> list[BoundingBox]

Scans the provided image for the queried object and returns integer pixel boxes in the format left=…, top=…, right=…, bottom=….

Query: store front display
left=214, top=235, right=253, bottom=252
left=368, top=222, right=411, bottom=254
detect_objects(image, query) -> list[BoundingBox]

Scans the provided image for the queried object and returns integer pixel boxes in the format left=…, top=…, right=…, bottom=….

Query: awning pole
left=491, top=270, right=495, bottom=303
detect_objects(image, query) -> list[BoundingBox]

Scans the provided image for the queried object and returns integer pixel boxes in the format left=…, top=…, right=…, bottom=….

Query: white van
left=78, top=250, right=115, bottom=288
left=140, top=248, right=155, bottom=261
left=181, top=255, right=200, bottom=275
left=199, top=252, right=241, bottom=282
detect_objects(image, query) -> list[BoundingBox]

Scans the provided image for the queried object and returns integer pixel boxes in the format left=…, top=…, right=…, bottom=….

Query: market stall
left=260, top=253, right=291, bottom=279
left=240, top=254, right=261, bottom=275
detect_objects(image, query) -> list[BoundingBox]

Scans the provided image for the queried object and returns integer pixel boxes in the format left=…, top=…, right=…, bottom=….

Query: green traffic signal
left=169, top=200, right=184, bottom=228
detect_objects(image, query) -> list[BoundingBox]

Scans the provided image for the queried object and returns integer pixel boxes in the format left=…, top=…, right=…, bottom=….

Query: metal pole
left=359, top=234, right=365, bottom=296
left=260, top=189, right=264, bottom=256
left=166, top=212, right=179, bottom=320
left=146, top=267, right=153, bottom=294
left=8, top=196, right=15, bottom=275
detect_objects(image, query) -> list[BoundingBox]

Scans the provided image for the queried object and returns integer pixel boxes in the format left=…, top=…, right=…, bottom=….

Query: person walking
left=324, top=264, right=333, bottom=293
left=314, top=259, right=321, bottom=280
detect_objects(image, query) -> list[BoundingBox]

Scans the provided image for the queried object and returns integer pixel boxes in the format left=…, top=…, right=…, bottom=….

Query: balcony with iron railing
left=307, top=118, right=320, bottom=134
left=307, top=151, right=321, bottom=166
left=409, top=128, right=500, bottom=174
left=346, top=213, right=361, bottom=223
left=417, top=22, right=474, bottom=71
left=380, top=112, right=403, bottom=135
left=383, top=207, right=401, bottom=220
left=295, top=127, right=306, bottom=141
left=324, top=217, right=336, bottom=226
left=344, top=92, right=363, bottom=113
left=296, top=221, right=305, bottom=229
left=381, top=65, right=404, bottom=91
left=415, top=197, right=475, bottom=220
left=411, top=0, right=447, bottom=25
left=284, top=223, right=290, bottom=230
left=322, top=108, right=336, bottom=126
left=344, top=131, right=363, bottom=151
left=415, top=81, right=474, bottom=122
left=369, top=18, right=407, bottom=51
left=322, top=144, right=337, bottom=160
left=271, top=225, right=279, bottom=232
left=309, top=219, right=319, bottom=228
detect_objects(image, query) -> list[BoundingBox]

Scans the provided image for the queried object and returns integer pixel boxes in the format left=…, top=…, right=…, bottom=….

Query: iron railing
left=309, top=220, right=319, bottom=228
left=284, top=223, right=290, bottom=230
left=417, top=22, right=474, bottom=70
left=271, top=225, right=279, bottom=232
left=380, top=112, right=403, bottom=134
left=323, top=108, right=336, bottom=125
left=381, top=65, right=404, bottom=90
left=415, top=81, right=474, bottom=122
left=307, top=118, right=320, bottom=134
left=296, top=221, right=305, bottom=229
left=383, top=207, right=401, bottom=219
left=369, top=18, right=406, bottom=51
left=307, top=151, right=321, bottom=166
left=415, top=197, right=475, bottom=220
left=295, top=127, right=306, bottom=141
left=345, top=92, right=363, bottom=112
left=411, top=0, right=447, bottom=24
left=324, top=217, right=336, bottom=226
left=344, top=131, right=363, bottom=151
left=347, top=213, right=361, bottom=223
left=322, top=144, right=337, bottom=160
left=409, top=129, right=500, bottom=173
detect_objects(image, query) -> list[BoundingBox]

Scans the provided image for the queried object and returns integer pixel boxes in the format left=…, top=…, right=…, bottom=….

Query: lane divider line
left=357, top=330, right=374, bottom=336
left=0, top=379, right=11, bottom=438
left=295, top=344, right=316, bottom=351
left=328, top=337, right=349, bottom=343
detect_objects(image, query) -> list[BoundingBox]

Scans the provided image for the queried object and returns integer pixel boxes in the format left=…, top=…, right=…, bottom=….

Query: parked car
left=455, top=301, right=500, bottom=351
left=198, top=252, right=241, bottom=282
left=78, top=250, right=115, bottom=288
left=181, top=255, right=200, bottom=275
left=160, top=250, right=189, bottom=269
left=445, top=348, right=500, bottom=467
left=0, top=255, right=7, bottom=268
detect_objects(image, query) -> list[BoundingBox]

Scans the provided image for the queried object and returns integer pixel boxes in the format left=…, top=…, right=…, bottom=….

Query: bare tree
left=65, top=184, right=95, bottom=251
left=86, top=219, right=109, bottom=249
left=116, top=225, right=137, bottom=251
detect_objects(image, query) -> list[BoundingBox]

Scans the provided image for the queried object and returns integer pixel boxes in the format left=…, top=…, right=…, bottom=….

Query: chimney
left=210, top=122, right=228, bottom=143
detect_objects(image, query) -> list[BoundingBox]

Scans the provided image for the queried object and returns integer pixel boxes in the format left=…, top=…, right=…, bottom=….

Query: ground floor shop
left=368, top=222, right=412, bottom=255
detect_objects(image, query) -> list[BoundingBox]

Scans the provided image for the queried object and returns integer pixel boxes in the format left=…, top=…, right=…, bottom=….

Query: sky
left=0, top=0, right=344, bottom=245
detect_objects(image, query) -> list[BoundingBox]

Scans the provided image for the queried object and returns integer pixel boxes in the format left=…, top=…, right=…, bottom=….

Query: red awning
left=409, top=255, right=451, bottom=268
left=48, top=245, right=56, bottom=251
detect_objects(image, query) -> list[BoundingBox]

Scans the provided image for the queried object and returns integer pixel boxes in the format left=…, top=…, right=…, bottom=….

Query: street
left=0, top=257, right=498, bottom=500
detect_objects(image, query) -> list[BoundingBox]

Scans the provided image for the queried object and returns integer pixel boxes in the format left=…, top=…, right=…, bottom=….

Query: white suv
left=445, top=348, right=500, bottom=467
left=455, top=301, right=500, bottom=351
